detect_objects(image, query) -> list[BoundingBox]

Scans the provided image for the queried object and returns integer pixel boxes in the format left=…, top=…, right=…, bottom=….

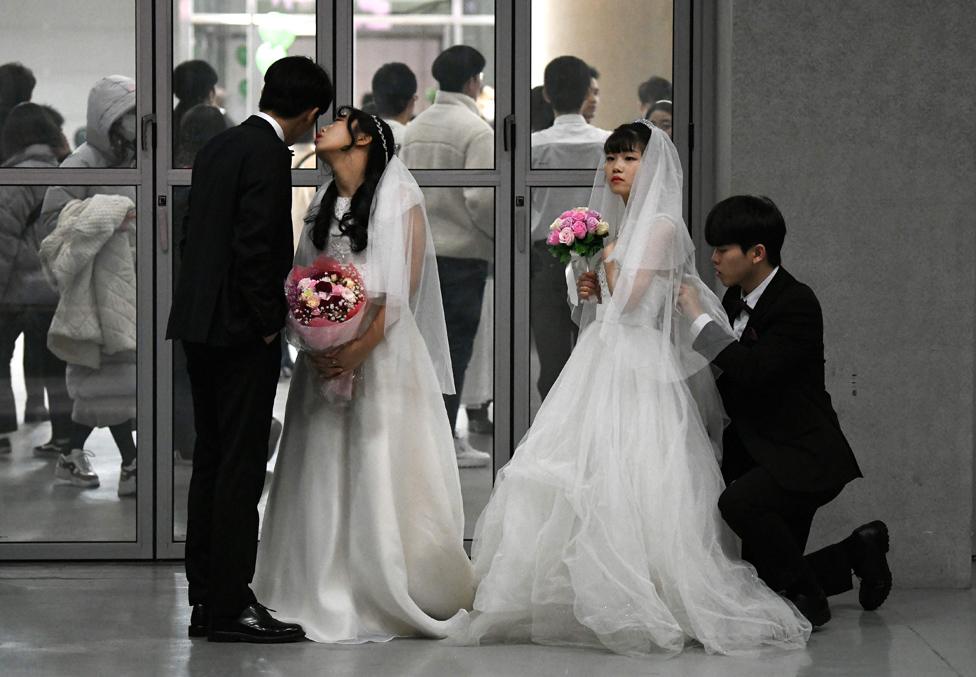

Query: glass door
left=155, top=0, right=513, bottom=553
left=0, top=0, right=155, bottom=558
left=511, top=0, right=689, bottom=439
left=344, top=0, right=513, bottom=539
left=154, top=0, right=332, bottom=558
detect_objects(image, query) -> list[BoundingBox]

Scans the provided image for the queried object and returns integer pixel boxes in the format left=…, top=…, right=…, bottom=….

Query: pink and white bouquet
left=284, top=254, right=368, bottom=402
left=546, top=207, right=610, bottom=265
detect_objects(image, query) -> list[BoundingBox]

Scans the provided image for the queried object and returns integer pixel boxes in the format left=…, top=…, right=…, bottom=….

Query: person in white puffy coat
left=36, top=75, right=138, bottom=496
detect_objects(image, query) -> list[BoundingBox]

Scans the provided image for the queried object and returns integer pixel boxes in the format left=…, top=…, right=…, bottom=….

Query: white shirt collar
left=552, top=114, right=588, bottom=127
left=254, top=111, right=285, bottom=143
left=743, top=266, right=780, bottom=309
left=433, top=90, right=481, bottom=116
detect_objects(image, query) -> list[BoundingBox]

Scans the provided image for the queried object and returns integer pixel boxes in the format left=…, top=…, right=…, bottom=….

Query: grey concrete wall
left=713, top=1, right=976, bottom=586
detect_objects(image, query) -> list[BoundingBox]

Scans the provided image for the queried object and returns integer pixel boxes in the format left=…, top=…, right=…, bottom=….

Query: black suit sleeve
left=707, top=288, right=823, bottom=392
left=230, top=148, right=291, bottom=338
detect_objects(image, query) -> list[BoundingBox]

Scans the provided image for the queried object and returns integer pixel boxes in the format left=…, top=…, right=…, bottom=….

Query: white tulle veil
left=365, top=156, right=455, bottom=394
left=579, top=121, right=732, bottom=456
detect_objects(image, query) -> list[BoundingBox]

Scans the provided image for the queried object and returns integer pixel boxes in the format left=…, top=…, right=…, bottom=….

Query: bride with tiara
left=448, top=120, right=811, bottom=657
left=253, top=107, right=474, bottom=643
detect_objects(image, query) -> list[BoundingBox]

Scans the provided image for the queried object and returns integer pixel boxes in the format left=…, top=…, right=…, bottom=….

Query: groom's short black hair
left=259, top=56, right=333, bottom=118
left=705, top=195, right=786, bottom=267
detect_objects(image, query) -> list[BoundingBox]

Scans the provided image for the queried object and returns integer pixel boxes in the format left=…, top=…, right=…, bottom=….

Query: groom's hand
left=263, top=332, right=278, bottom=345
left=577, top=271, right=601, bottom=302
left=677, top=283, right=704, bottom=319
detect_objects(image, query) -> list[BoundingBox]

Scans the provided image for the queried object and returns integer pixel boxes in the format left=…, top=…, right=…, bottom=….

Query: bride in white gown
left=449, top=121, right=811, bottom=656
left=253, top=107, right=474, bottom=643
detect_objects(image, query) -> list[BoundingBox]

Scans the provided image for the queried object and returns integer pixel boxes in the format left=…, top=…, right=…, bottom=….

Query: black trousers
left=529, top=241, right=578, bottom=400
left=436, top=257, right=489, bottom=433
left=0, top=306, right=73, bottom=437
left=183, top=337, right=281, bottom=620
left=718, top=465, right=855, bottom=597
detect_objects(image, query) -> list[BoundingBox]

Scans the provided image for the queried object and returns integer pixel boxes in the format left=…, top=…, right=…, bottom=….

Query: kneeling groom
left=678, top=195, right=891, bottom=628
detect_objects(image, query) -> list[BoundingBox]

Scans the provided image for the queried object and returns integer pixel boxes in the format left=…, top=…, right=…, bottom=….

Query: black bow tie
left=729, top=298, right=752, bottom=319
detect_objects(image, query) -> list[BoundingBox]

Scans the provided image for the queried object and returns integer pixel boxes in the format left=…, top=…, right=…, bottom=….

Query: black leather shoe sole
left=188, top=623, right=208, bottom=638
left=207, top=629, right=306, bottom=643
left=853, top=520, right=892, bottom=611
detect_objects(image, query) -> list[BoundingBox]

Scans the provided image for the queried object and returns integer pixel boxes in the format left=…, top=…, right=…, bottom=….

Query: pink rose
left=546, top=230, right=560, bottom=245
left=585, top=216, right=598, bottom=231
left=572, top=221, right=587, bottom=239
left=559, top=210, right=574, bottom=220
left=560, top=217, right=574, bottom=229
left=558, top=227, right=574, bottom=245
left=586, top=210, right=600, bottom=220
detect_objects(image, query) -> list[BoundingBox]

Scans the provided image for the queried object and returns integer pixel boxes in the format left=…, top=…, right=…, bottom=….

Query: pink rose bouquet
left=546, top=207, right=610, bottom=265
left=284, top=255, right=368, bottom=402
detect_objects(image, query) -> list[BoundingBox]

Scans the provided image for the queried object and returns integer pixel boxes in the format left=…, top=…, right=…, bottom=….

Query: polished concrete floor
left=0, top=563, right=973, bottom=677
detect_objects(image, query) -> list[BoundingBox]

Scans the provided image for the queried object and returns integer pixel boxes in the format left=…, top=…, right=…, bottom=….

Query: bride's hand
left=577, top=271, right=601, bottom=302
left=316, top=338, right=373, bottom=379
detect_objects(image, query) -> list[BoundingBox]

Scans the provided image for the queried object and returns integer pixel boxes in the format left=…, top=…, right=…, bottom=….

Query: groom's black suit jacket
left=166, top=115, right=294, bottom=346
left=695, top=268, right=862, bottom=493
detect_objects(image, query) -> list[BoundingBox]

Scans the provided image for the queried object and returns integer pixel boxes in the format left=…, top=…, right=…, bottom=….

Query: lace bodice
left=325, top=196, right=356, bottom=263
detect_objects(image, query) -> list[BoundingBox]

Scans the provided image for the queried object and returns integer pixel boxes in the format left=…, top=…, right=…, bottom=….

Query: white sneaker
left=454, top=437, right=490, bottom=468
left=118, top=459, right=137, bottom=497
left=55, top=449, right=100, bottom=488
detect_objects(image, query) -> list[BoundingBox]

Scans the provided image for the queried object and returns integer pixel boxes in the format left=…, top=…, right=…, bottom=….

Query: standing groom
left=167, top=56, right=332, bottom=642
left=678, top=195, right=892, bottom=628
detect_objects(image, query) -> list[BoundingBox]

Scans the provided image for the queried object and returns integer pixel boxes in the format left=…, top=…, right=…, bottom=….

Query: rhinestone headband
left=633, top=118, right=655, bottom=132
left=369, top=114, right=389, bottom=163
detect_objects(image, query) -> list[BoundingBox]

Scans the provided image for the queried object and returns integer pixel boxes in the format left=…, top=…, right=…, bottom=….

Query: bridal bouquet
left=546, top=207, right=610, bottom=265
left=284, top=255, right=368, bottom=402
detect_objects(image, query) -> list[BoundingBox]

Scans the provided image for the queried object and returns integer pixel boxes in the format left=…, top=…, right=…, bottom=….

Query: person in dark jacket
left=167, top=55, right=332, bottom=644
left=0, top=62, right=36, bottom=163
left=677, top=195, right=892, bottom=628
left=0, top=103, right=71, bottom=455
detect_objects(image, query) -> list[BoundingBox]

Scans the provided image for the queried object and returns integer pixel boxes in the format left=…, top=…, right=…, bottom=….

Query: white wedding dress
left=449, top=126, right=811, bottom=657
left=253, top=192, right=475, bottom=643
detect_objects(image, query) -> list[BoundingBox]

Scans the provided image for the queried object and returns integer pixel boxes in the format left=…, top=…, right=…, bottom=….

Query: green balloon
left=258, top=13, right=296, bottom=51
left=236, top=44, right=247, bottom=67
left=238, top=78, right=247, bottom=98
left=255, top=42, right=288, bottom=75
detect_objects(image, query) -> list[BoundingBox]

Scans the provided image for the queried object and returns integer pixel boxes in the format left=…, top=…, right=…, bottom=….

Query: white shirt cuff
left=690, top=314, right=712, bottom=340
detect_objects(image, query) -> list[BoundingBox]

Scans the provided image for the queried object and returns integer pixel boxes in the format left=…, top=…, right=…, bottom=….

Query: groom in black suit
left=678, top=195, right=891, bottom=628
left=167, top=56, right=332, bottom=643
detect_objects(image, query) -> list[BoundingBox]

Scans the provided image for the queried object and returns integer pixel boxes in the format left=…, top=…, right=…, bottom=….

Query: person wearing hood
left=36, top=75, right=138, bottom=494
left=0, top=102, right=72, bottom=456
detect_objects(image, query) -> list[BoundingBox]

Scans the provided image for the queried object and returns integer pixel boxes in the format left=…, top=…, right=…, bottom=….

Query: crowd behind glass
left=0, top=47, right=671, bottom=498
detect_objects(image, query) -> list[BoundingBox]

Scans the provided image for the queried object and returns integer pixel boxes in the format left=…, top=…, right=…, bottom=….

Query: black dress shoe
left=188, top=604, right=209, bottom=638
left=786, top=589, right=831, bottom=628
left=208, top=603, right=305, bottom=643
left=850, top=520, right=892, bottom=611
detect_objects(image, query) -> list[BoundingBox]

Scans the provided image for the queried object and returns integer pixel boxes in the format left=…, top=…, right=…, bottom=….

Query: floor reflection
left=2, top=562, right=971, bottom=677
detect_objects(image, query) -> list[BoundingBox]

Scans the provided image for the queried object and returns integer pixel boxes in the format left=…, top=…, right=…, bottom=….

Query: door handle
left=157, top=194, right=169, bottom=253
left=514, top=195, right=526, bottom=253
left=503, top=114, right=516, bottom=153
left=141, top=114, right=156, bottom=152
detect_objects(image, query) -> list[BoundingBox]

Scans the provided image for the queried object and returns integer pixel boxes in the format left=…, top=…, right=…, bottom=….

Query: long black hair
left=311, top=105, right=396, bottom=253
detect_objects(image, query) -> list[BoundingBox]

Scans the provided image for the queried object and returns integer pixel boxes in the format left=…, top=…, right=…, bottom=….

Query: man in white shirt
left=371, top=62, right=417, bottom=153
left=400, top=45, right=493, bottom=467
left=529, top=56, right=610, bottom=400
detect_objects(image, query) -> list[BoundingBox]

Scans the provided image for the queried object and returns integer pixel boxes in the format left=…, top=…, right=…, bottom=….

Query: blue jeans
left=436, top=257, right=489, bottom=433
